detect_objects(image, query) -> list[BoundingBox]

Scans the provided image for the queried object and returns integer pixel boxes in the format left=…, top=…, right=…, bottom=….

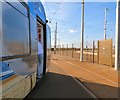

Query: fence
left=52, top=39, right=115, bottom=67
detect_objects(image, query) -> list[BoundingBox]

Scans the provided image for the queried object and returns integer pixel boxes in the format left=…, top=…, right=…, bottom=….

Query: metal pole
left=54, top=22, right=57, bottom=54
left=58, top=38, right=60, bottom=55
left=62, top=45, right=64, bottom=55
left=72, top=44, right=73, bottom=58
left=80, top=0, right=84, bottom=62
left=115, top=0, right=120, bottom=70
left=67, top=44, right=68, bottom=56
left=60, top=45, right=61, bottom=55
left=104, top=8, right=108, bottom=40
left=97, top=41, right=99, bottom=64
left=92, top=41, right=95, bottom=63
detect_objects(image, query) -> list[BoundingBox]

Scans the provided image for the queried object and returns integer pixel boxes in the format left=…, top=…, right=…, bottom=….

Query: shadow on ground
left=75, top=77, right=119, bottom=98
left=24, top=72, right=119, bottom=99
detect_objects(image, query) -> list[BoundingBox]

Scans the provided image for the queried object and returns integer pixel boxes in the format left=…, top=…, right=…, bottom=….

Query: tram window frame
left=1, top=2, right=31, bottom=61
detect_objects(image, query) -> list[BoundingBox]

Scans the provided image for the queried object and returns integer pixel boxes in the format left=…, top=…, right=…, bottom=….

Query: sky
left=41, top=1, right=116, bottom=47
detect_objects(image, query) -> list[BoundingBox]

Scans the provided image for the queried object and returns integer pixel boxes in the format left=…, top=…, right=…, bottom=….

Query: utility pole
left=54, top=22, right=57, bottom=54
left=104, top=8, right=108, bottom=40
left=80, top=0, right=84, bottom=62
left=115, top=0, right=120, bottom=70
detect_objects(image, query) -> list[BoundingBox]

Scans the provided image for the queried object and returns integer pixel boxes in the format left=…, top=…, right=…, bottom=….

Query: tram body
left=0, top=0, right=51, bottom=99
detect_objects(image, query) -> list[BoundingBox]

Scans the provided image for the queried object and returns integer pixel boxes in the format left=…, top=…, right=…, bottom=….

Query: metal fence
left=52, top=39, right=115, bottom=67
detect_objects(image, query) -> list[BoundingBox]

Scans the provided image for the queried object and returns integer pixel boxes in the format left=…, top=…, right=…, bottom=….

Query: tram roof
left=25, top=0, right=46, bottom=24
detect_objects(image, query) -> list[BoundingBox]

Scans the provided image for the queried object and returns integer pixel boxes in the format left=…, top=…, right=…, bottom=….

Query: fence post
left=97, top=41, right=99, bottom=64
left=61, top=45, right=63, bottom=55
left=92, top=41, right=95, bottom=63
left=59, top=45, right=60, bottom=55
left=111, top=39, right=113, bottom=67
left=66, top=44, right=68, bottom=56
left=56, top=45, right=57, bottom=54
left=58, top=45, right=59, bottom=54
left=72, top=44, right=73, bottom=58
left=86, top=46, right=88, bottom=62
left=60, top=45, right=61, bottom=55
left=62, top=45, right=64, bottom=55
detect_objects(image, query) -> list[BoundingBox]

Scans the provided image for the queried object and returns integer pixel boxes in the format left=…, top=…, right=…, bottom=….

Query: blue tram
left=0, top=0, right=51, bottom=98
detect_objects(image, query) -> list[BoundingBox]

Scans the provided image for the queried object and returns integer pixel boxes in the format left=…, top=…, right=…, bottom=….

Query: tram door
left=37, top=21, right=44, bottom=76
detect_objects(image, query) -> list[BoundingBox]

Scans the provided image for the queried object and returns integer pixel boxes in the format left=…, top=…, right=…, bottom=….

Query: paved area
left=24, top=57, right=95, bottom=98
left=25, top=54, right=119, bottom=99
left=52, top=54, right=119, bottom=98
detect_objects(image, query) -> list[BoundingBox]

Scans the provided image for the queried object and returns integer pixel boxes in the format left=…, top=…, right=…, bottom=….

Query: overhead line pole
left=54, top=22, right=57, bottom=54
left=80, top=0, right=84, bottom=62
left=104, top=8, right=108, bottom=40
left=115, top=0, right=120, bottom=70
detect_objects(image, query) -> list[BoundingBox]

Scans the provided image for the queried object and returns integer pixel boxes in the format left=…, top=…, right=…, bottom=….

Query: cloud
left=68, top=29, right=77, bottom=33
left=61, top=30, right=65, bottom=32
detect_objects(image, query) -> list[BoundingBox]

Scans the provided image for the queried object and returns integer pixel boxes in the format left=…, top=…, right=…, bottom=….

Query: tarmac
left=25, top=54, right=119, bottom=99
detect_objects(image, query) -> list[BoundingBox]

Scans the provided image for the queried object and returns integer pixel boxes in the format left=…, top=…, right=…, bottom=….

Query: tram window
left=2, top=2, right=30, bottom=57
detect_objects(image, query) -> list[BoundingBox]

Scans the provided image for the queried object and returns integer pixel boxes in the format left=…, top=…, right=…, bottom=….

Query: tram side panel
left=1, top=2, right=37, bottom=99
left=0, top=0, right=50, bottom=99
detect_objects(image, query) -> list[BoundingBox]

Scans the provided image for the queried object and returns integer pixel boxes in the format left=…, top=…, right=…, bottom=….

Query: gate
left=98, top=39, right=112, bottom=66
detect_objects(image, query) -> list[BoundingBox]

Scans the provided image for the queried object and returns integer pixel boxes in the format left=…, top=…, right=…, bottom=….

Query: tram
left=0, top=0, right=51, bottom=99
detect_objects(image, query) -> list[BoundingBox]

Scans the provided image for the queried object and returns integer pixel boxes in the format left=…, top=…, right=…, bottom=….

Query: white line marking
left=53, top=55, right=118, bottom=86
left=51, top=60, right=98, bottom=99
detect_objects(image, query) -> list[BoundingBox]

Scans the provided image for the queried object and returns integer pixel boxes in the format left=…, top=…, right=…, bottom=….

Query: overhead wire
left=46, top=2, right=116, bottom=46
left=44, top=0, right=52, bottom=22
left=49, top=0, right=63, bottom=23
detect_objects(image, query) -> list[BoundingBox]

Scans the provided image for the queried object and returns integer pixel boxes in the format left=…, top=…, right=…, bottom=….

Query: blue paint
left=0, top=62, right=15, bottom=81
left=0, top=62, right=11, bottom=72
left=0, top=72, right=15, bottom=81
left=0, top=0, right=46, bottom=79
left=28, top=1, right=46, bottom=24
